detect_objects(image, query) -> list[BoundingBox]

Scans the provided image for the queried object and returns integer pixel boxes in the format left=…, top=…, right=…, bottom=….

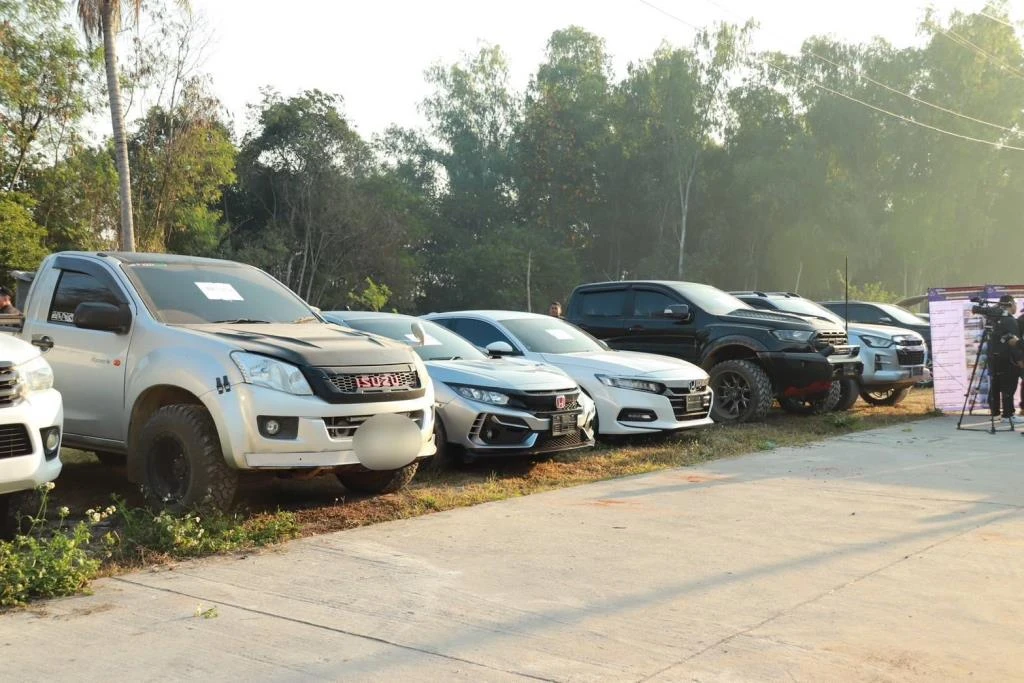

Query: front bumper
left=0, top=389, right=63, bottom=496
left=585, top=379, right=714, bottom=435
left=759, top=349, right=863, bottom=397
left=204, top=384, right=436, bottom=470
left=857, top=345, right=928, bottom=389
left=442, top=395, right=597, bottom=457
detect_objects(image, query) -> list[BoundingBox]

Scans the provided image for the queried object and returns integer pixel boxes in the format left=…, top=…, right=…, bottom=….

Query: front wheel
left=860, top=386, right=912, bottom=406
left=780, top=381, right=842, bottom=415
left=137, top=404, right=238, bottom=513
left=0, top=490, right=37, bottom=540
left=833, top=378, right=860, bottom=411
left=709, top=359, right=773, bottom=423
left=337, top=463, right=419, bottom=494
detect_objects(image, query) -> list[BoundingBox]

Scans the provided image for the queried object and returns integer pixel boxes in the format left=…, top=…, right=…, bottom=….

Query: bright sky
left=177, top=0, right=1006, bottom=139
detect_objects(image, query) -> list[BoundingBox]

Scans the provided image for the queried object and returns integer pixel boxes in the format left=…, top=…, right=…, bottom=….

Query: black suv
left=566, top=281, right=862, bottom=423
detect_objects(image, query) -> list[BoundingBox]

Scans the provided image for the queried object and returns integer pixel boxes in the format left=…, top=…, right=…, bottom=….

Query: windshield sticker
left=195, top=282, right=244, bottom=301
left=404, top=333, right=442, bottom=346
left=545, top=328, right=573, bottom=341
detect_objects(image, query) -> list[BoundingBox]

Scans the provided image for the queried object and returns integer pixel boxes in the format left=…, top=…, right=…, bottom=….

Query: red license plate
left=356, top=374, right=404, bottom=389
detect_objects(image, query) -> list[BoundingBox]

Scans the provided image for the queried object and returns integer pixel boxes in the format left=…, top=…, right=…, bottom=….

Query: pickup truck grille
left=326, top=370, right=420, bottom=393
left=311, top=364, right=427, bottom=404
left=897, top=349, right=926, bottom=366
left=509, top=389, right=580, bottom=416
left=324, top=410, right=424, bottom=439
left=0, top=424, right=32, bottom=459
left=815, top=331, right=848, bottom=349
left=0, top=362, right=20, bottom=408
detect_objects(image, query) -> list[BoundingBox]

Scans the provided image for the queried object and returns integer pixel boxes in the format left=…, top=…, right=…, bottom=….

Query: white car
left=424, top=311, right=713, bottom=436
left=0, top=334, right=63, bottom=535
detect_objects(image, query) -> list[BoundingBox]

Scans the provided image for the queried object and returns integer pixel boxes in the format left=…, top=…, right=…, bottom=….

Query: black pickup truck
left=565, top=281, right=862, bottom=423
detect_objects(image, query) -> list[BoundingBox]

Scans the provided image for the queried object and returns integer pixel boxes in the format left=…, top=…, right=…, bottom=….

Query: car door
left=568, top=287, right=629, bottom=344
left=23, top=259, right=132, bottom=443
left=616, top=286, right=700, bottom=362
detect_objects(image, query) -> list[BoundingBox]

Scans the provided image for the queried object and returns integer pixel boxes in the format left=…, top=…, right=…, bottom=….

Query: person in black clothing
left=1018, top=307, right=1024, bottom=415
left=0, top=286, right=19, bottom=316
left=987, top=295, right=1022, bottom=422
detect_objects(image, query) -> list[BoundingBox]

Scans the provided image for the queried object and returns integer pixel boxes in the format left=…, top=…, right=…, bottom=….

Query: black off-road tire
left=425, top=419, right=454, bottom=474
left=94, top=451, right=127, bottom=467
left=0, top=490, right=37, bottom=540
left=834, top=378, right=860, bottom=412
left=780, top=380, right=842, bottom=415
left=337, top=463, right=419, bottom=494
left=137, top=404, right=238, bottom=513
left=709, top=359, right=773, bottom=423
left=859, top=386, right=912, bottom=407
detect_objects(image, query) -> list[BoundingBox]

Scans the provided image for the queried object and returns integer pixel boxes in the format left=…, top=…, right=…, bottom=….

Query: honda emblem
left=555, top=395, right=567, bottom=410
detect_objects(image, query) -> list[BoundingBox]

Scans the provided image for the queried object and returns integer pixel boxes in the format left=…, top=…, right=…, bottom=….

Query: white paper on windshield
left=195, top=282, right=244, bottom=301
left=404, top=333, right=442, bottom=346
left=545, top=328, right=573, bottom=340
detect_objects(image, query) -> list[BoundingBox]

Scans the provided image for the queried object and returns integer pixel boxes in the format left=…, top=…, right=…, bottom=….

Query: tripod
left=957, top=322, right=1011, bottom=433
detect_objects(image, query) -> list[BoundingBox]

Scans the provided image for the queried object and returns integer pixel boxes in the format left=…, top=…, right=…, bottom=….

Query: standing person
left=1017, top=305, right=1024, bottom=415
left=548, top=301, right=563, bottom=318
left=0, top=286, right=19, bottom=316
left=986, top=295, right=1021, bottom=424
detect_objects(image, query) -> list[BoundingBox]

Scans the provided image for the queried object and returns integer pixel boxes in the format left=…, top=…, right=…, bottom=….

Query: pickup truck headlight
left=859, top=335, right=894, bottom=348
left=596, top=375, right=665, bottom=394
left=231, top=352, right=313, bottom=396
left=448, top=384, right=510, bottom=406
left=16, top=356, right=54, bottom=394
left=771, top=329, right=814, bottom=343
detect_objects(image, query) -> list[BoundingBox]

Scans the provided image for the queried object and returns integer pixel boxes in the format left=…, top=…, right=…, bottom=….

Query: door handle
left=31, top=335, right=54, bottom=351
left=628, top=325, right=645, bottom=333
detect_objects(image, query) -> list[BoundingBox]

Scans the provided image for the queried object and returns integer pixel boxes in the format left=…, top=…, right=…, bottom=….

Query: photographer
left=987, top=295, right=1022, bottom=423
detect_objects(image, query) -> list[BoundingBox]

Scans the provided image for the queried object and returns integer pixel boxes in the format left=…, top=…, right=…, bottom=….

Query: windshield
left=770, top=298, right=845, bottom=325
left=673, top=283, right=751, bottom=316
left=332, top=317, right=485, bottom=361
left=124, top=262, right=313, bottom=325
left=877, top=303, right=928, bottom=326
left=502, top=318, right=606, bottom=354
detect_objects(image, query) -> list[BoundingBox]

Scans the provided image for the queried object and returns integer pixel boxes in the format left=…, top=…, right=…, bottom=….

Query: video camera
left=970, top=297, right=1005, bottom=319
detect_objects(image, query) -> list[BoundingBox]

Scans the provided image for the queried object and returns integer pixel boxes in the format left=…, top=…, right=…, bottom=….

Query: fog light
left=265, top=419, right=281, bottom=436
left=257, top=416, right=298, bottom=439
left=617, top=409, right=657, bottom=422
left=40, top=427, right=60, bottom=460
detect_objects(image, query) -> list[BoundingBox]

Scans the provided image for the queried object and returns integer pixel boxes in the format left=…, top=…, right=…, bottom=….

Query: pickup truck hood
left=426, top=358, right=575, bottom=391
left=538, top=350, right=707, bottom=380
left=182, top=323, right=418, bottom=367
left=723, top=308, right=837, bottom=332
left=847, top=322, right=923, bottom=340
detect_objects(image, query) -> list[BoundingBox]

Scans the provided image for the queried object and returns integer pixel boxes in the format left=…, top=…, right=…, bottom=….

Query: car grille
left=324, top=369, right=420, bottom=393
left=0, top=424, right=32, bottom=459
left=510, top=389, right=581, bottom=416
left=665, top=386, right=711, bottom=420
left=0, top=362, right=20, bottom=408
left=897, top=349, right=926, bottom=366
left=534, top=429, right=587, bottom=451
left=323, top=411, right=424, bottom=439
left=815, top=331, right=848, bottom=349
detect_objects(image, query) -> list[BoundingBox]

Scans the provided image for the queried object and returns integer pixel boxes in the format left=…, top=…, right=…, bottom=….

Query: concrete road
left=2, top=416, right=1022, bottom=682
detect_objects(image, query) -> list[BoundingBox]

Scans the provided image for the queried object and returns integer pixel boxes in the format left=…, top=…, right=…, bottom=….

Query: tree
left=0, top=192, right=49, bottom=280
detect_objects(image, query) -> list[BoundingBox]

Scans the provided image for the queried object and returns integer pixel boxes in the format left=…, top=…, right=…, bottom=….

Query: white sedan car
left=424, top=311, right=713, bottom=436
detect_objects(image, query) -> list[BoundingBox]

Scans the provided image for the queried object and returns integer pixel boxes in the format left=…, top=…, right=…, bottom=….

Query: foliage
left=348, top=277, right=392, bottom=312
left=0, top=192, right=50, bottom=277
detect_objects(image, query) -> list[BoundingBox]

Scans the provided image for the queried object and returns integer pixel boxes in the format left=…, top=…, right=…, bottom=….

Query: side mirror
left=74, top=302, right=131, bottom=334
left=486, top=341, right=514, bottom=357
left=410, top=321, right=427, bottom=347
left=661, top=304, right=691, bottom=320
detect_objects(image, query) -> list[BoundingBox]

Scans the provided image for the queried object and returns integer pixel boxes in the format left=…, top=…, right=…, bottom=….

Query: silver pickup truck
left=2, top=251, right=437, bottom=512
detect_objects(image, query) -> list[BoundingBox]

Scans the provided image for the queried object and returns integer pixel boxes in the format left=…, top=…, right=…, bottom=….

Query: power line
left=977, top=10, right=1016, bottom=29
left=634, top=0, right=1024, bottom=152
left=930, top=23, right=1024, bottom=81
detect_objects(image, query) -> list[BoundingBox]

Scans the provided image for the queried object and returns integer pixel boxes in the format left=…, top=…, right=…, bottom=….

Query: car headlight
left=448, top=384, right=510, bottom=406
left=771, top=329, right=814, bottom=343
left=231, top=352, right=313, bottom=395
left=16, top=355, right=54, bottom=394
left=596, top=375, right=665, bottom=393
left=859, top=335, right=894, bottom=348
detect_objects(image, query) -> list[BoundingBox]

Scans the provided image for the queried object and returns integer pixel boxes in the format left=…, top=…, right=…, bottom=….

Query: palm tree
left=76, top=0, right=143, bottom=252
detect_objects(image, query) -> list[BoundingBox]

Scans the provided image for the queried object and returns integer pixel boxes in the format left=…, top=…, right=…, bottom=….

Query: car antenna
left=844, top=256, right=849, bottom=335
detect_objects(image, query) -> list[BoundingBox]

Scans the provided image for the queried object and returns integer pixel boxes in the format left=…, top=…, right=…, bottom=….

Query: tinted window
left=48, top=271, right=121, bottom=325
left=449, top=318, right=515, bottom=350
left=876, top=303, right=928, bottom=326
left=578, top=289, right=626, bottom=317
left=670, top=283, right=750, bottom=316
left=768, top=297, right=845, bottom=325
left=123, top=262, right=312, bottom=324
left=632, top=290, right=678, bottom=317
left=847, top=304, right=882, bottom=323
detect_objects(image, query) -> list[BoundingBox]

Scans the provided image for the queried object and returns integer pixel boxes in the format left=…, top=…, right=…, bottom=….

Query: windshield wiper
left=213, top=319, right=270, bottom=324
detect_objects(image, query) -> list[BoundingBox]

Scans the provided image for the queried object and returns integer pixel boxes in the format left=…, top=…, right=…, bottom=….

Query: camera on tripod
left=970, top=297, right=1004, bottom=320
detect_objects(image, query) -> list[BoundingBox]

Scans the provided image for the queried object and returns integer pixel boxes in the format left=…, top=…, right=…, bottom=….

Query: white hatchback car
left=424, top=311, right=713, bottom=436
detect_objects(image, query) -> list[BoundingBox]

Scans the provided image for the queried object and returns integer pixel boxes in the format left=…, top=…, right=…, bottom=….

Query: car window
left=848, top=304, right=883, bottom=323
left=578, top=289, right=627, bottom=317
left=449, top=318, right=515, bottom=350
left=632, top=290, right=678, bottom=317
left=330, top=316, right=486, bottom=361
left=48, top=270, right=121, bottom=326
